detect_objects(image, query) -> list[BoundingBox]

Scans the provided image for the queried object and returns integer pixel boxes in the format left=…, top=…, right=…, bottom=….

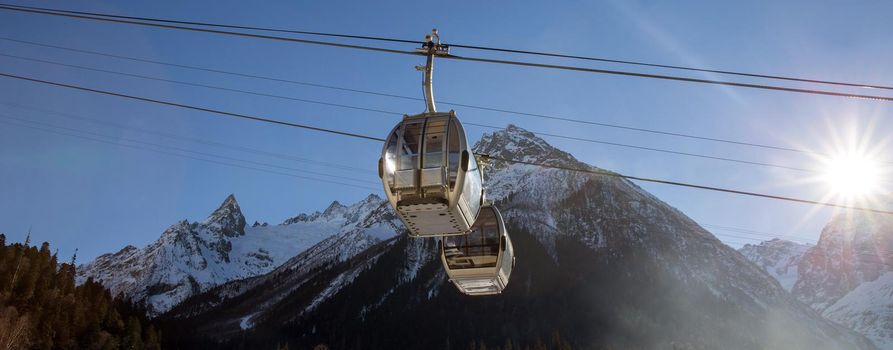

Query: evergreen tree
left=69, top=248, right=78, bottom=274
left=551, top=330, right=571, bottom=350
left=0, top=239, right=162, bottom=349
left=532, top=338, right=546, bottom=350
left=15, top=246, right=40, bottom=303
left=123, top=316, right=143, bottom=349
left=504, top=337, right=514, bottom=350
left=0, top=306, right=30, bottom=349
left=143, top=324, right=161, bottom=350
left=8, top=229, right=30, bottom=292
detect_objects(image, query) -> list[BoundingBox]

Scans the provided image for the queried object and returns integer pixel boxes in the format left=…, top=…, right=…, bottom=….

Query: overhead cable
left=3, top=2, right=891, bottom=91
left=0, top=52, right=817, bottom=173
left=0, top=113, right=380, bottom=186
left=2, top=71, right=890, bottom=215
left=1, top=4, right=892, bottom=102
left=0, top=35, right=813, bottom=154
left=0, top=119, right=380, bottom=191
left=482, top=155, right=893, bottom=215
left=0, top=101, right=372, bottom=173
left=0, top=71, right=386, bottom=142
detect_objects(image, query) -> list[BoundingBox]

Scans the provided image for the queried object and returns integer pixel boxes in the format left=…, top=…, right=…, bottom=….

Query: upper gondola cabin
left=379, top=111, right=484, bottom=237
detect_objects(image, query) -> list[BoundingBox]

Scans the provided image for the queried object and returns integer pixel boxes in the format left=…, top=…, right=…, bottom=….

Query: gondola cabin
left=379, top=111, right=484, bottom=237
left=440, top=205, right=514, bottom=295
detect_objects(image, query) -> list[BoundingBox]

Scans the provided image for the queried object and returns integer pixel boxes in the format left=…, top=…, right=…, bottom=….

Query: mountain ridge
left=739, top=238, right=812, bottom=291
left=77, top=192, right=396, bottom=315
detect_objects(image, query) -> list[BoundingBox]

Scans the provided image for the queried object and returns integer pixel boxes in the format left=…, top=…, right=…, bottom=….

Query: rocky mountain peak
left=282, top=196, right=386, bottom=225
left=473, top=124, right=585, bottom=170
left=817, top=211, right=893, bottom=250
left=794, top=211, right=893, bottom=309
left=739, top=238, right=811, bottom=291
left=322, top=200, right=347, bottom=217
left=360, top=193, right=382, bottom=203
left=204, top=194, right=246, bottom=237
left=281, top=213, right=310, bottom=225
left=744, top=238, right=811, bottom=252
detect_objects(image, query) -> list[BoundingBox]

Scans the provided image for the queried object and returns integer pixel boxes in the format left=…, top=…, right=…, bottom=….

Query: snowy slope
left=741, top=211, right=893, bottom=348
left=823, top=272, right=893, bottom=349
left=77, top=193, right=393, bottom=315
left=739, top=239, right=812, bottom=291
left=164, top=198, right=407, bottom=333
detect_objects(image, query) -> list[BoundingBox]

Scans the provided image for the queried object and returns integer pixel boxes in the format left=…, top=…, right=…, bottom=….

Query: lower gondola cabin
left=440, top=205, right=514, bottom=295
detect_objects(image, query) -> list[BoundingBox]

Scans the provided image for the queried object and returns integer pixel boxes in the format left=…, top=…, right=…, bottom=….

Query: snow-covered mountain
left=160, top=124, right=874, bottom=349
left=739, top=239, right=812, bottom=291
left=77, top=193, right=396, bottom=315
left=740, top=212, right=893, bottom=348
left=164, top=196, right=406, bottom=332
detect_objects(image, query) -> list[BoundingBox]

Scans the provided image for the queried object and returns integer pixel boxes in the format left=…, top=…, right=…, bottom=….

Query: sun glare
left=822, top=152, right=882, bottom=199
left=790, top=118, right=893, bottom=214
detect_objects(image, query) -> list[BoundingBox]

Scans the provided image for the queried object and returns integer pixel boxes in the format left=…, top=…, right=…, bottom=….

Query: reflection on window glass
left=399, top=122, right=422, bottom=171
left=385, top=125, right=400, bottom=174
left=424, top=118, right=447, bottom=168
left=444, top=207, right=499, bottom=269
left=463, top=167, right=482, bottom=217
left=448, top=120, right=461, bottom=189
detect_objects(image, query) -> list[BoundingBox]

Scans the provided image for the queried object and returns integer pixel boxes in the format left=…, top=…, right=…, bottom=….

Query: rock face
left=77, top=193, right=397, bottom=315
left=793, top=212, right=893, bottom=309
left=740, top=212, right=893, bottom=349
left=159, top=125, right=873, bottom=350
left=795, top=212, right=893, bottom=348
left=205, top=194, right=247, bottom=238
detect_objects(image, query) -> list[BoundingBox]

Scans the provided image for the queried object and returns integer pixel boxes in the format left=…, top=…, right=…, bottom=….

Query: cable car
left=379, top=112, right=484, bottom=237
left=440, top=205, right=514, bottom=295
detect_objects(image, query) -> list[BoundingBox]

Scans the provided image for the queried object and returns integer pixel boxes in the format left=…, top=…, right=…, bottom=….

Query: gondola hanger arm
left=415, top=29, right=450, bottom=113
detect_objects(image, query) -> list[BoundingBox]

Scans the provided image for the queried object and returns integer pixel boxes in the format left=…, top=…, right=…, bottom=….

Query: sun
left=779, top=115, right=890, bottom=227
left=793, top=118, right=892, bottom=209
left=821, top=152, right=882, bottom=199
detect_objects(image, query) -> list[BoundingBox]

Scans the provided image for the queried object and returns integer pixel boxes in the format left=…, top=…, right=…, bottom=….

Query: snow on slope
left=482, top=126, right=802, bottom=308
left=739, top=239, right=812, bottom=291
left=77, top=193, right=390, bottom=315
left=478, top=125, right=718, bottom=262
left=823, top=272, right=893, bottom=349
left=164, top=198, right=406, bottom=333
left=742, top=211, right=893, bottom=348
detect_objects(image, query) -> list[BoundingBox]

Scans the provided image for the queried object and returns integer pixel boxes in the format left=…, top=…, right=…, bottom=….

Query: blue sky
left=0, top=0, right=891, bottom=261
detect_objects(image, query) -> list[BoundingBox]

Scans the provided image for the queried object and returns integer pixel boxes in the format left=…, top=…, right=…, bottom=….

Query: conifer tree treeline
left=0, top=233, right=161, bottom=349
